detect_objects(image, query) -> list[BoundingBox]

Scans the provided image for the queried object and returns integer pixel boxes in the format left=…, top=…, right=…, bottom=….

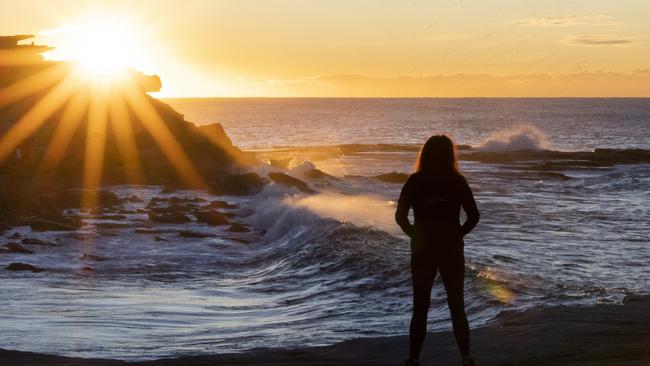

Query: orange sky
left=1, top=0, right=649, bottom=97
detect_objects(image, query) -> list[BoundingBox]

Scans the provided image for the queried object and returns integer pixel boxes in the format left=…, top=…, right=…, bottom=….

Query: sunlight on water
left=1, top=99, right=649, bottom=360
left=291, top=193, right=401, bottom=236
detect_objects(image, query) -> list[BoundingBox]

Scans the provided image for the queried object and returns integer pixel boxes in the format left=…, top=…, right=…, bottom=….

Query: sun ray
left=0, top=71, right=79, bottom=163
left=0, top=63, right=70, bottom=109
left=81, top=85, right=109, bottom=209
left=39, top=88, right=89, bottom=172
left=0, top=49, right=49, bottom=67
left=196, top=124, right=247, bottom=165
left=108, top=90, right=144, bottom=185
left=122, top=79, right=206, bottom=189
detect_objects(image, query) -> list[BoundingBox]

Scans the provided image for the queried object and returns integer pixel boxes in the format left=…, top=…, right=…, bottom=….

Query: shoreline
left=1, top=295, right=648, bottom=366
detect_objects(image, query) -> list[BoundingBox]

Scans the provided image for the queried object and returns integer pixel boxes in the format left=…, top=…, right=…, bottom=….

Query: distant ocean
left=165, top=98, right=650, bottom=151
left=1, top=98, right=648, bottom=360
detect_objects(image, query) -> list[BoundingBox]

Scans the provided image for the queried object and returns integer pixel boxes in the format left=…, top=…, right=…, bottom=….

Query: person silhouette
left=395, top=135, right=479, bottom=366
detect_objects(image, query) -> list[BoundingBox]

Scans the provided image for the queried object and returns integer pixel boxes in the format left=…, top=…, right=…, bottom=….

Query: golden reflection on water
left=477, top=268, right=515, bottom=305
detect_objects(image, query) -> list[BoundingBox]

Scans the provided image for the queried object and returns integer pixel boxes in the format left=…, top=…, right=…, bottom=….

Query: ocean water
left=0, top=98, right=648, bottom=360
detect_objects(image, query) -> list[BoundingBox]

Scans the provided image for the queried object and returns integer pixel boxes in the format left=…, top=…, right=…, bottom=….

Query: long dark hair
left=414, top=135, right=459, bottom=175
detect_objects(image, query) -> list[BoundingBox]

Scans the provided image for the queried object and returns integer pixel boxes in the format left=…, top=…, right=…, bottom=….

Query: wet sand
left=1, top=295, right=648, bottom=366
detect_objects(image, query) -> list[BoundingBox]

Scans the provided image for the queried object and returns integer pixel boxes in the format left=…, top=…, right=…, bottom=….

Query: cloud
left=564, top=35, right=637, bottom=46
left=509, top=15, right=623, bottom=27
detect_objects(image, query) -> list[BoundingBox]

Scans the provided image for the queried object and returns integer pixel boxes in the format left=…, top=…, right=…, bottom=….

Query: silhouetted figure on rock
left=396, top=135, right=480, bottom=366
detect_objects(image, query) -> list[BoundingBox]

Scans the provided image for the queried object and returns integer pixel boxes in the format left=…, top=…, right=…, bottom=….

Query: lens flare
left=43, top=19, right=145, bottom=81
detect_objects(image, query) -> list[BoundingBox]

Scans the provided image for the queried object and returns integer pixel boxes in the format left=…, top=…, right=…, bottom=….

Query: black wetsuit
left=395, top=170, right=479, bottom=359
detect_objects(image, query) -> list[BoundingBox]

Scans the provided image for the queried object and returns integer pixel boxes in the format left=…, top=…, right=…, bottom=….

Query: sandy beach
left=2, top=295, right=648, bottom=366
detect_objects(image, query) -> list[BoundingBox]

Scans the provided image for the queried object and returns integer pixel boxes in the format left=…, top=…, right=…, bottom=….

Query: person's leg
left=408, top=255, right=437, bottom=361
left=439, top=251, right=470, bottom=357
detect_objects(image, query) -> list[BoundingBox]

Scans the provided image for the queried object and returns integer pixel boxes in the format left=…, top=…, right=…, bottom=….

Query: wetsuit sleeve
left=459, top=176, right=480, bottom=237
left=395, top=176, right=415, bottom=237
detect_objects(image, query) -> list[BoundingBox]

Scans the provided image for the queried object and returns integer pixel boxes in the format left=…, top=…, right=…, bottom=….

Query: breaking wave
left=477, top=125, right=549, bottom=152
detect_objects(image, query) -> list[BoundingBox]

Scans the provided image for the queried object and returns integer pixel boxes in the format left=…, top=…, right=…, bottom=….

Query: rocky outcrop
left=0, top=35, right=270, bottom=235
left=80, top=253, right=106, bottom=261
left=5, top=243, right=33, bottom=254
left=0, top=34, right=254, bottom=191
left=6, top=262, right=44, bottom=272
left=178, top=230, right=212, bottom=238
left=268, top=172, right=316, bottom=194
left=206, top=200, right=239, bottom=209
left=227, top=223, right=250, bottom=233
left=209, top=172, right=267, bottom=195
left=148, top=210, right=191, bottom=224
left=193, top=210, right=229, bottom=226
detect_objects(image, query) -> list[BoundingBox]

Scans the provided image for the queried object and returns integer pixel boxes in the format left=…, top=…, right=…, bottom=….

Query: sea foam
left=478, top=125, right=549, bottom=151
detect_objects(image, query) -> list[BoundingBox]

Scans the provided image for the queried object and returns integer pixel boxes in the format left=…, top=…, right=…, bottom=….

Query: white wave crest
left=291, top=193, right=400, bottom=235
left=478, top=125, right=549, bottom=151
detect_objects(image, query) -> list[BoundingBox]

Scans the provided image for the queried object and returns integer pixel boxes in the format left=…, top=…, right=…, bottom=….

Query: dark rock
left=0, top=221, right=11, bottom=233
left=6, top=262, right=44, bottom=272
left=146, top=198, right=161, bottom=207
left=5, top=243, right=34, bottom=254
left=80, top=253, right=106, bottom=261
left=134, top=228, right=177, bottom=234
left=178, top=230, right=211, bottom=238
left=374, top=172, right=409, bottom=184
left=160, top=185, right=179, bottom=194
left=194, top=210, right=229, bottom=226
left=305, top=168, right=337, bottom=180
left=9, top=232, right=21, bottom=239
left=69, top=232, right=100, bottom=241
left=623, top=295, right=646, bottom=304
left=206, top=200, right=239, bottom=209
left=147, top=211, right=191, bottom=223
left=96, top=214, right=127, bottom=220
left=126, top=195, right=143, bottom=202
left=268, top=172, right=316, bottom=194
left=459, top=148, right=650, bottom=167
left=21, top=238, right=58, bottom=246
left=81, top=266, right=95, bottom=272
left=169, top=196, right=206, bottom=203
left=37, top=196, right=67, bottom=222
left=67, top=214, right=84, bottom=225
left=154, top=236, right=168, bottom=242
left=97, top=191, right=122, bottom=206
left=210, top=172, right=266, bottom=195
left=94, top=222, right=132, bottom=229
left=227, top=237, right=254, bottom=244
left=29, top=218, right=79, bottom=232
left=227, top=223, right=250, bottom=233
left=149, top=203, right=196, bottom=214
left=196, top=123, right=242, bottom=159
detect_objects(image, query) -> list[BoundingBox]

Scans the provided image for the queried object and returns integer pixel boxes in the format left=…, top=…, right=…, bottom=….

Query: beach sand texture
left=1, top=295, right=648, bottom=366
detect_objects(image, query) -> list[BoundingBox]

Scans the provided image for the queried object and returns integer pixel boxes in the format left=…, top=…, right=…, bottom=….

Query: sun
left=43, top=19, right=146, bottom=80
left=75, top=23, right=133, bottom=77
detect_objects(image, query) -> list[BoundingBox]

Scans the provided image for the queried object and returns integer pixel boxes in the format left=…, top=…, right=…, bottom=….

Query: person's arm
left=459, top=176, right=480, bottom=237
left=395, top=177, right=415, bottom=237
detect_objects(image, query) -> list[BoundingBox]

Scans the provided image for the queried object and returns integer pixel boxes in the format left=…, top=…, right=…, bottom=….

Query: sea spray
left=478, top=125, right=548, bottom=151
left=290, top=193, right=401, bottom=236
